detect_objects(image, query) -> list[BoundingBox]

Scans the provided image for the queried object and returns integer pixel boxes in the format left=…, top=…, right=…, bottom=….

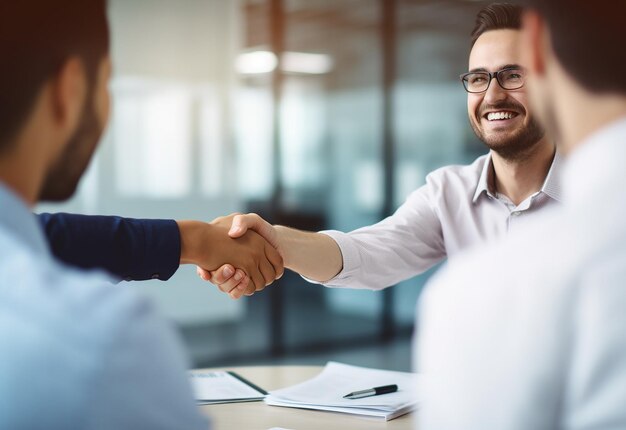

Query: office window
left=112, top=78, right=193, bottom=198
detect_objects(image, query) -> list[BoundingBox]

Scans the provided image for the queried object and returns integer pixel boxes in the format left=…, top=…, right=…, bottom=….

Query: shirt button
left=151, top=273, right=160, bottom=280
left=512, top=211, right=521, bottom=216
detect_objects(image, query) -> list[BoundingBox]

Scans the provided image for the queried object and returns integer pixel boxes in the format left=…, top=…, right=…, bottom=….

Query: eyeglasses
left=460, top=67, right=526, bottom=93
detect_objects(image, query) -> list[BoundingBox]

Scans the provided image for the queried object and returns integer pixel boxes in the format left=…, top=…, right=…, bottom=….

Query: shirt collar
left=540, top=151, right=563, bottom=202
left=472, top=150, right=563, bottom=204
left=472, top=154, right=494, bottom=203
left=0, top=183, right=49, bottom=256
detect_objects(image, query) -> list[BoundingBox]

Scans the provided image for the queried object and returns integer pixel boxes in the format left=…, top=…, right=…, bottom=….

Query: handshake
left=179, top=213, right=286, bottom=299
left=179, top=212, right=343, bottom=298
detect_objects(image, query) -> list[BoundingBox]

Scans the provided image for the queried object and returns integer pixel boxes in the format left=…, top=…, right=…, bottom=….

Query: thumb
left=231, top=213, right=279, bottom=249
left=228, top=214, right=250, bottom=237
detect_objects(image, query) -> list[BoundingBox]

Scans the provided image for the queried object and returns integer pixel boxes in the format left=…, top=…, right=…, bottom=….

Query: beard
left=470, top=99, right=545, bottom=162
left=39, top=96, right=103, bottom=202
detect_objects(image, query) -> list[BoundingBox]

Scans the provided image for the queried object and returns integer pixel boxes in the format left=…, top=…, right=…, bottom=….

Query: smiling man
left=203, top=3, right=562, bottom=299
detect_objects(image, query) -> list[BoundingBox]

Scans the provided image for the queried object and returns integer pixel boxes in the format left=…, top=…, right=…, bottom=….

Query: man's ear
left=521, top=10, right=547, bottom=78
left=51, top=58, right=87, bottom=141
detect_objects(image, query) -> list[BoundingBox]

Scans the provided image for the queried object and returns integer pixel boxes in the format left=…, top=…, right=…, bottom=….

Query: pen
left=343, top=384, right=398, bottom=399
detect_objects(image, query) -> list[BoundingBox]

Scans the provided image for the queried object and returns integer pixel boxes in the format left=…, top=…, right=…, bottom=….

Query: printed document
left=264, top=362, right=420, bottom=420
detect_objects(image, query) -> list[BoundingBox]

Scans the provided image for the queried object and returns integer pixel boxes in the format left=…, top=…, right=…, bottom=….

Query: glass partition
left=37, top=0, right=491, bottom=367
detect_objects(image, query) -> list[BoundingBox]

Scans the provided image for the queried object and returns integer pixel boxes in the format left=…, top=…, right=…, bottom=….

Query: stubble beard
left=470, top=102, right=545, bottom=162
left=39, top=97, right=102, bottom=202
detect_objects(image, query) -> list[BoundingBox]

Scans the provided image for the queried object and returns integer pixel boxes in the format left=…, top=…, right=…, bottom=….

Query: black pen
left=343, top=384, right=398, bottom=399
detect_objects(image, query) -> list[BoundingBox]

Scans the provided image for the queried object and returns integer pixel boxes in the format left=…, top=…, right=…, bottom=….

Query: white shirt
left=415, top=117, right=626, bottom=430
left=319, top=152, right=562, bottom=290
left=0, top=185, right=208, bottom=429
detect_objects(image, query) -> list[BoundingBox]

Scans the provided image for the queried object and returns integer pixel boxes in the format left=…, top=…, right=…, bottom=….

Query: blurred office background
left=38, top=0, right=490, bottom=371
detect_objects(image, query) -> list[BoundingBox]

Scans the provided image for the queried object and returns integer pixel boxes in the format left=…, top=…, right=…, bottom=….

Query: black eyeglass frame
left=459, top=67, right=526, bottom=93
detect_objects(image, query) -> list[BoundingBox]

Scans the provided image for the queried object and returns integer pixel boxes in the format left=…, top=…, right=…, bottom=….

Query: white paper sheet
left=264, top=362, right=420, bottom=420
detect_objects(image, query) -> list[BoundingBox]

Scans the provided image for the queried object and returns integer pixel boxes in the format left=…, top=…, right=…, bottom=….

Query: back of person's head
left=0, top=0, right=109, bottom=152
left=520, top=0, right=626, bottom=95
left=471, top=3, right=523, bottom=46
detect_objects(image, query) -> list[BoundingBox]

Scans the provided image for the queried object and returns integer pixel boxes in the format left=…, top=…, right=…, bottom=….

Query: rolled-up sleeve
left=310, top=182, right=446, bottom=290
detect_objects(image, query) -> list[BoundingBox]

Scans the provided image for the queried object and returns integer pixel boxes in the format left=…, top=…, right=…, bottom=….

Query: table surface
left=197, top=365, right=415, bottom=430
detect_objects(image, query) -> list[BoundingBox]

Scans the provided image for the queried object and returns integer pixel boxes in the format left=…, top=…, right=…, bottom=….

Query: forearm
left=275, top=225, right=343, bottom=282
left=39, top=213, right=180, bottom=281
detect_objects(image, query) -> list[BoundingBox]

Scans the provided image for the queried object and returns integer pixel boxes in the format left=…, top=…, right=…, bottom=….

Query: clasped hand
left=196, top=213, right=280, bottom=299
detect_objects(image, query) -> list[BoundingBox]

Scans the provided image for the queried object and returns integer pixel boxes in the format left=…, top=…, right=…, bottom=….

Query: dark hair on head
left=471, top=3, right=523, bottom=47
left=520, top=0, right=626, bottom=94
left=0, top=0, right=109, bottom=151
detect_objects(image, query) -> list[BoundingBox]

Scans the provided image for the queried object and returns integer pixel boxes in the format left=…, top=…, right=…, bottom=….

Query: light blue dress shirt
left=0, top=184, right=208, bottom=429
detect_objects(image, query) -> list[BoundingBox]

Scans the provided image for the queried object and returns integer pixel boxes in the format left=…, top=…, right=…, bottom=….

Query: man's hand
left=227, top=213, right=281, bottom=251
left=178, top=216, right=283, bottom=296
left=197, top=213, right=281, bottom=299
left=197, top=264, right=250, bottom=299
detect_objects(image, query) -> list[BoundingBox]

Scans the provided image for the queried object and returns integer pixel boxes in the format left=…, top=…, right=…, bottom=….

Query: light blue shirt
left=0, top=184, right=208, bottom=429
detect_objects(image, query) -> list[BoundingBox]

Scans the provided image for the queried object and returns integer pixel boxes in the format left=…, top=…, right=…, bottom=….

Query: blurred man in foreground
left=416, top=0, right=626, bottom=428
left=0, top=2, right=212, bottom=427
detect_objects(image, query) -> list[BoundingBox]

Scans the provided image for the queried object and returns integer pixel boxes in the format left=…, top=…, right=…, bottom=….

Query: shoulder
left=0, top=236, right=196, bottom=426
left=0, top=248, right=164, bottom=370
left=0, top=239, right=150, bottom=422
left=416, top=199, right=626, bottom=428
left=7, top=246, right=150, bottom=327
left=0, top=223, right=171, bottom=363
left=415, top=211, right=574, bottom=428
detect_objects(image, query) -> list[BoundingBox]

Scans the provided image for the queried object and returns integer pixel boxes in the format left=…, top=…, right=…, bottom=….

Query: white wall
left=37, top=0, right=246, bottom=326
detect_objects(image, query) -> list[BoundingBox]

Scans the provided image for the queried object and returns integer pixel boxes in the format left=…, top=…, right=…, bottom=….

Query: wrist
left=177, top=220, right=213, bottom=265
left=273, top=225, right=291, bottom=267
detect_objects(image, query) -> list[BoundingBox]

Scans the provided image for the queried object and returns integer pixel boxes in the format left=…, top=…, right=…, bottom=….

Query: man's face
left=467, top=29, right=544, bottom=160
left=40, top=56, right=112, bottom=201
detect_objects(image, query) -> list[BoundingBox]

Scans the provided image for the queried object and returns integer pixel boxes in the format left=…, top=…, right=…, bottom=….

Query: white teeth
left=487, top=111, right=515, bottom=121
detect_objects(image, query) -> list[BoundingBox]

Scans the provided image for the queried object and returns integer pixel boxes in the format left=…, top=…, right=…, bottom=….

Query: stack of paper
left=265, top=362, right=420, bottom=420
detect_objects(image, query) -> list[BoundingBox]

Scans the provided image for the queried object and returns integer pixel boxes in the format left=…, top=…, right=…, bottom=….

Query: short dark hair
left=0, top=1, right=109, bottom=151
left=519, top=0, right=626, bottom=94
left=471, top=3, right=523, bottom=47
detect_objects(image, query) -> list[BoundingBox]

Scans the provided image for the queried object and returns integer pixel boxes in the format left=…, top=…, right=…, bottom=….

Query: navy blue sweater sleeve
left=37, top=213, right=181, bottom=281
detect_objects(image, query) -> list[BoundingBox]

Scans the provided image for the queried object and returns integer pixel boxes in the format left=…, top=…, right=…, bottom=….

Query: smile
left=484, top=111, right=519, bottom=121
